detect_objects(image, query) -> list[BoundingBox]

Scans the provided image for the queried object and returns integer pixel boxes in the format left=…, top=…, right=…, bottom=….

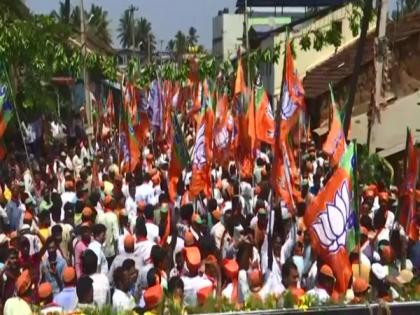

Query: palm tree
left=70, top=5, right=81, bottom=28
left=135, top=17, right=156, bottom=59
left=0, top=0, right=29, bottom=20
left=174, top=30, right=188, bottom=61
left=87, top=4, right=112, bottom=46
left=187, top=27, right=199, bottom=46
left=51, top=0, right=71, bottom=24
left=117, top=8, right=136, bottom=48
left=167, top=39, right=175, bottom=52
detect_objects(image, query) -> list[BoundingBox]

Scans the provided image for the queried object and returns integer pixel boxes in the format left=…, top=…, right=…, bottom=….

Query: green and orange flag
left=253, top=78, right=274, bottom=145
left=168, top=114, right=190, bottom=202
left=0, top=85, right=12, bottom=140
left=304, top=142, right=355, bottom=294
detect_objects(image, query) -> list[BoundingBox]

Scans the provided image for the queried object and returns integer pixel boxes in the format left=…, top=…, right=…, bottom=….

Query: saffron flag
left=168, top=114, right=190, bottom=202
left=127, top=120, right=141, bottom=172
left=190, top=106, right=214, bottom=198
left=323, top=87, right=346, bottom=167
left=254, top=79, right=275, bottom=145
left=279, top=43, right=305, bottom=141
left=105, top=89, right=114, bottom=124
left=304, top=142, right=354, bottom=294
left=234, top=56, right=253, bottom=178
left=400, top=128, right=419, bottom=240
left=214, top=93, right=233, bottom=166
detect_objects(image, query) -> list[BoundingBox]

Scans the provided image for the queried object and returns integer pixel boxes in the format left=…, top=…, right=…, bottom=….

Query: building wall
left=259, top=4, right=374, bottom=97
left=212, top=14, right=244, bottom=60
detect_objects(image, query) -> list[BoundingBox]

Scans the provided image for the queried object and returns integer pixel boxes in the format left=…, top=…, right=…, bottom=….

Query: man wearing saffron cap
left=54, top=266, right=78, bottom=311
left=181, top=246, right=213, bottom=307
left=306, top=264, right=335, bottom=304
left=4, top=269, right=33, bottom=315
left=38, top=282, right=63, bottom=314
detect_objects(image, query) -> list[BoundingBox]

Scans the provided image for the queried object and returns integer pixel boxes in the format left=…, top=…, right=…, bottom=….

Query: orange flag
left=254, top=80, right=275, bottom=145
left=234, top=56, right=253, bottom=178
left=400, top=128, right=419, bottom=240
left=304, top=143, right=354, bottom=294
left=190, top=105, right=214, bottom=198
left=279, top=42, right=305, bottom=141
left=323, top=87, right=346, bottom=167
left=213, top=93, right=233, bottom=166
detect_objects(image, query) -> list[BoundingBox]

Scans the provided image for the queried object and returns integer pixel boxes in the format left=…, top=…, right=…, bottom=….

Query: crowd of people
left=0, top=107, right=418, bottom=315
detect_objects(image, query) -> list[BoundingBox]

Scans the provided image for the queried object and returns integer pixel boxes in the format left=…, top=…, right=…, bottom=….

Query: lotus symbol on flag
left=281, top=87, right=296, bottom=120
left=312, top=180, right=351, bottom=253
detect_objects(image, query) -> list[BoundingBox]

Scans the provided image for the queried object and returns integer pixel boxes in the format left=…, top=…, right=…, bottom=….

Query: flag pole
left=1, top=59, right=34, bottom=179
left=268, top=30, right=289, bottom=271
left=352, top=139, right=361, bottom=275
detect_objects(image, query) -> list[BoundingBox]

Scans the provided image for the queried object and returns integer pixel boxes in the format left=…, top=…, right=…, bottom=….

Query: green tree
left=51, top=0, right=71, bottom=25
left=0, top=0, right=29, bottom=20
left=173, top=30, right=187, bottom=61
left=135, top=17, right=156, bottom=59
left=117, top=7, right=136, bottom=48
left=187, top=26, right=199, bottom=46
left=87, top=4, right=112, bottom=46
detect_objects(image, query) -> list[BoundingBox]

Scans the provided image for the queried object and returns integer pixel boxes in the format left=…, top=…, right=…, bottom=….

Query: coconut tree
left=173, top=30, right=187, bottom=61
left=51, top=0, right=71, bottom=24
left=87, top=4, right=112, bottom=46
left=0, top=0, right=29, bottom=20
left=135, top=17, right=156, bottom=60
left=117, top=7, right=136, bottom=48
left=187, top=26, right=199, bottom=46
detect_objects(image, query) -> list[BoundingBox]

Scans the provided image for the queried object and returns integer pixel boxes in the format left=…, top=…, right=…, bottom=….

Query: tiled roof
left=302, top=11, right=420, bottom=99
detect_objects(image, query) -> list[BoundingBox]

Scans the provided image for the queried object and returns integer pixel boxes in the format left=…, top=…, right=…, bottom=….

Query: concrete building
left=255, top=3, right=372, bottom=98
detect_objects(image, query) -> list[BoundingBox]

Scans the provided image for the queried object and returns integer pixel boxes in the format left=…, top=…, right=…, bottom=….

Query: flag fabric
left=105, top=89, right=114, bottom=124
left=400, top=128, right=419, bottom=240
left=190, top=105, right=214, bottom=198
left=0, top=85, right=6, bottom=106
left=254, top=80, right=275, bottom=145
left=213, top=93, right=234, bottom=166
left=0, top=112, right=12, bottom=138
left=168, top=114, right=190, bottom=202
left=323, top=87, right=346, bottom=167
left=148, top=80, right=163, bottom=132
left=127, top=120, right=141, bottom=172
left=304, top=142, right=354, bottom=294
left=233, top=56, right=253, bottom=178
left=279, top=43, right=305, bottom=142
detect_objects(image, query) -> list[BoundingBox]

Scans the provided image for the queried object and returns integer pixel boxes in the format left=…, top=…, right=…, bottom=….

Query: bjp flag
left=190, top=105, right=214, bottom=198
left=304, top=143, right=354, bottom=294
left=400, top=128, right=419, bottom=240
left=279, top=42, right=305, bottom=142
left=254, top=80, right=274, bottom=145
left=168, top=114, right=189, bottom=202
left=323, top=88, right=346, bottom=167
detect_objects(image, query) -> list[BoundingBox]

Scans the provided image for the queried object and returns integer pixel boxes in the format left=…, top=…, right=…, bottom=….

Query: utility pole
left=244, top=0, right=251, bottom=87
left=367, top=0, right=389, bottom=153
left=343, top=0, right=374, bottom=139
left=80, top=0, right=93, bottom=149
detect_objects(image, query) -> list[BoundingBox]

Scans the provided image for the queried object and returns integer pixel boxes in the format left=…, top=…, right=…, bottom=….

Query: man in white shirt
left=135, top=173, right=155, bottom=205
left=111, top=266, right=136, bottom=311
left=181, top=246, right=213, bottom=307
left=61, top=182, right=77, bottom=220
left=144, top=204, right=159, bottom=243
left=134, top=217, right=155, bottom=266
left=82, top=249, right=110, bottom=308
left=306, top=264, right=335, bottom=304
left=95, top=197, right=119, bottom=263
left=88, top=223, right=109, bottom=274
left=125, top=183, right=137, bottom=229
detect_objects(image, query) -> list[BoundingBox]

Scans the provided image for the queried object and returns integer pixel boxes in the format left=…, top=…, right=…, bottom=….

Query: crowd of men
left=0, top=115, right=418, bottom=315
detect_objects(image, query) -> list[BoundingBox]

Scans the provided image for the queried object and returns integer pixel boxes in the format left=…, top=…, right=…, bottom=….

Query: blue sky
left=26, top=0, right=237, bottom=49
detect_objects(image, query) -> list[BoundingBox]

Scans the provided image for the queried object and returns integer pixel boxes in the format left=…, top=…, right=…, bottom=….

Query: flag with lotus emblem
left=304, top=142, right=355, bottom=294
left=279, top=42, right=305, bottom=142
